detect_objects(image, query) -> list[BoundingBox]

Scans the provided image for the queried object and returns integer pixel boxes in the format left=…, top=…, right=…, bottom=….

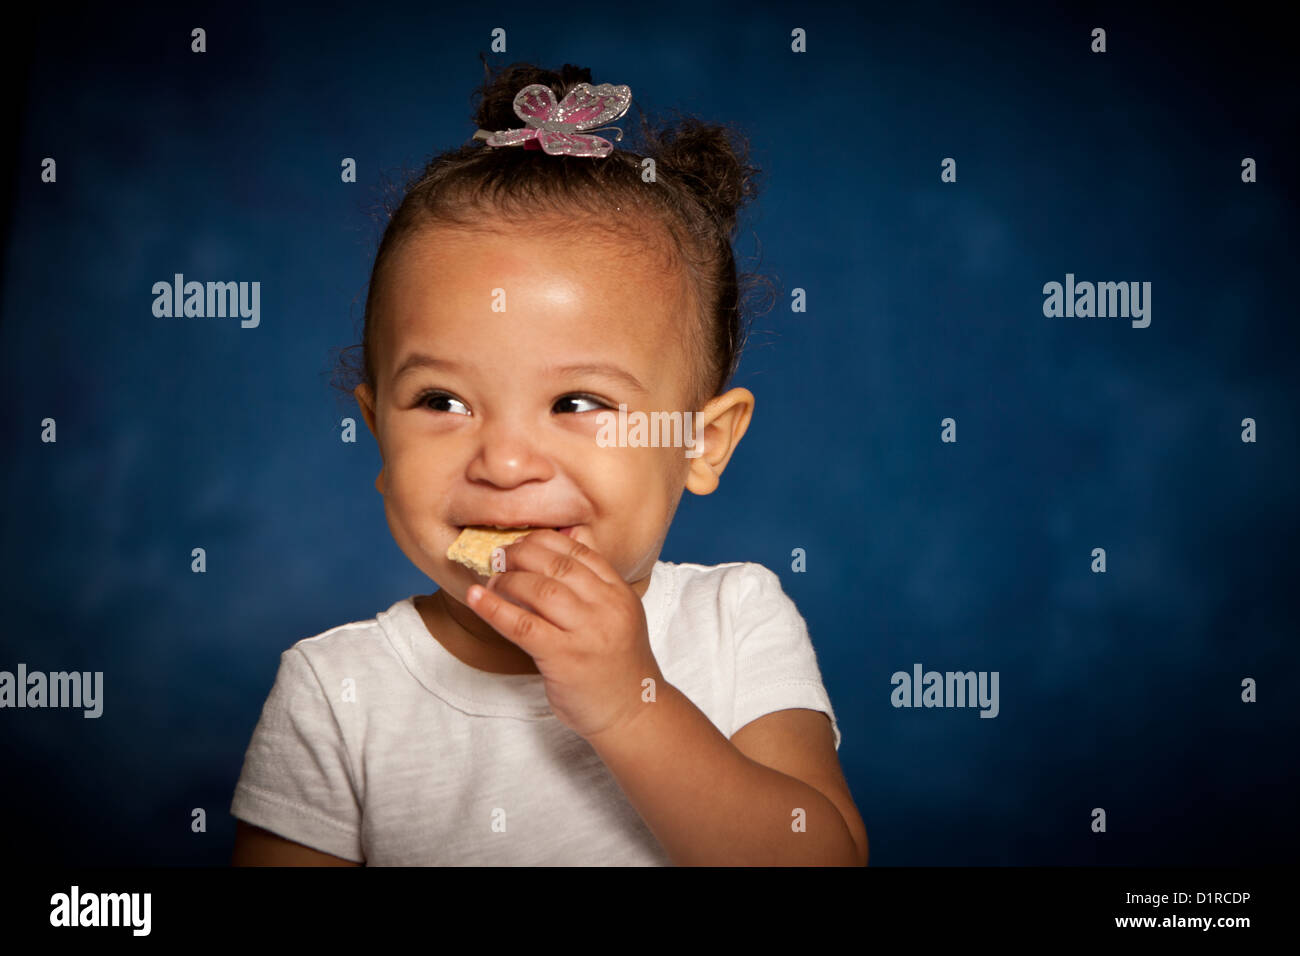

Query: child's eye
left=416, top=389, right=470, bottom=415
left=414, top=390, right=608, bottom=415
left=554, top=393, right=609, bottom=414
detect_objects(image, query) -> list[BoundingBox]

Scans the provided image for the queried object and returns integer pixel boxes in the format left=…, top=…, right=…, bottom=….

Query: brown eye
left=416, top=390, right=470, bottom=415
left=553, top=394, right=607, bottom=414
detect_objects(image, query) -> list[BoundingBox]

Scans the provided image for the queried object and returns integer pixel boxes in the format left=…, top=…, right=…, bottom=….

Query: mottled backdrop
left=1, top=1, right=1295, bottom=865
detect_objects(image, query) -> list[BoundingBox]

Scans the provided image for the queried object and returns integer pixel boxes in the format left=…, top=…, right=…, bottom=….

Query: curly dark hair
left=332, top=59, right=774, bottom=411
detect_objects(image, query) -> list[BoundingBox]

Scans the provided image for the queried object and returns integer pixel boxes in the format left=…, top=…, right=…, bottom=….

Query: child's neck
left=414, top=590, right=541, bottom=676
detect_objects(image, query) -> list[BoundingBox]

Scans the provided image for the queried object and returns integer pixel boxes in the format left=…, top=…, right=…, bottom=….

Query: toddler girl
left=230, top=61, right=867, bottom=866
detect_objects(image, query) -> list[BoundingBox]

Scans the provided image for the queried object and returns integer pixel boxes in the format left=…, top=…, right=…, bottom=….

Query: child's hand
left=464, top=529, right=664, bottom=742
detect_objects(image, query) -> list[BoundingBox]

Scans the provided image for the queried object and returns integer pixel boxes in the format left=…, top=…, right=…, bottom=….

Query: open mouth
left=457, top=524, right=577, bottom=537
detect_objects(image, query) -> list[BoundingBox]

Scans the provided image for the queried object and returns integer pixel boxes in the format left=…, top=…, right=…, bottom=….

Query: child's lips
left=454, top=523, right=578, bottom=537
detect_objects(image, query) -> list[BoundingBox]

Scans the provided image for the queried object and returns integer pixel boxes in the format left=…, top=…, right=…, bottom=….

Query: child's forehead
left=388, top=227, right=696, bottom=338
left=386, top=292, right=695, bottom=387
left=398, top=221, right=676, bottom=282
left=379, top=222, right=702, bottom=399
left=390, top=306, right=684, bottom=378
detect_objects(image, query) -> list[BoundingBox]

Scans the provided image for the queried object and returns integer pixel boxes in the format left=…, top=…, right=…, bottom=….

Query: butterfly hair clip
left=472, top=82, right=633, bottom=158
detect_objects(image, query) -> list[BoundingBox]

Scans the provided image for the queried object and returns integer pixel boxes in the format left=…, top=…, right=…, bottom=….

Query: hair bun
left=648, top=118, right=759, bottom=239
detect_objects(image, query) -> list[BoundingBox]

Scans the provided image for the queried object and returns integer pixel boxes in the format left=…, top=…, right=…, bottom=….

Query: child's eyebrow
left=549, top=363, right=648, bottom=393
left=392, top=353, right=648, bottom=393
left=394, top=352, right=454, bottom=380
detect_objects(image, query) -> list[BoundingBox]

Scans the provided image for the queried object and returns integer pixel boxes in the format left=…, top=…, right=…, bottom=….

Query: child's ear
left=354, top=383, right=379, bottom=437
left=354, top=383, right=385, bottom=494
left=684, top=387, right=755, bottom=496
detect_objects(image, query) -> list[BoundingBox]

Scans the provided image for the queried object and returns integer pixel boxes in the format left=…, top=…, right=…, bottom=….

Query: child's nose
left=464, top=418, right=557, bottom=487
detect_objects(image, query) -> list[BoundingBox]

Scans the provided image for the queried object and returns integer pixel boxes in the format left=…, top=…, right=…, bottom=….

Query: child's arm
left=230, top=648, right=366, bottom=864
left=230, top=821, right=362, bottom=867
left=468, top=535, right=863, bottom=864
left=587, top=691, right=868, bottom=866
left=730, top=707, right=869, bottom=864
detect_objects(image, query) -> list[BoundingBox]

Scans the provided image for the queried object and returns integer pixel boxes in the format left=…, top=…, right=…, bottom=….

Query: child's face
left=354, top=222, right=753, bottom=604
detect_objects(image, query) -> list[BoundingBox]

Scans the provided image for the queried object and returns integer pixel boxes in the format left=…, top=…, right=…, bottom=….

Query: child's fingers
left=466, top=578, right=564, bottom=656
left=484, top=569, right=588, bottom=632
left=490, top=534, right=610, bottom=600
left=503, top=528, right=622, bottom=591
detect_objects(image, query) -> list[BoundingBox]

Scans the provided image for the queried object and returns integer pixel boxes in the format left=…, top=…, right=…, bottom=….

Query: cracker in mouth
left=446, top=526, right=538, bottom=576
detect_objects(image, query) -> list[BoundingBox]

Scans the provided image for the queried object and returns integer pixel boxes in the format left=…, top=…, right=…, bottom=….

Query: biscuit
left=446, top=526, right=537, bottom=576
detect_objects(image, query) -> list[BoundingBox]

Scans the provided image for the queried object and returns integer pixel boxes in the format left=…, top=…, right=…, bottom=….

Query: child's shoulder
left=659, top=557, right=784, bottom=580
left=656, top=559, right=792, bottom=604
left=277, top=596, right=413, bottom=664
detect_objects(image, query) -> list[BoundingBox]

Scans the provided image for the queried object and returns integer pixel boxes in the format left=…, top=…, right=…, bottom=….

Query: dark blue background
left=2, top=1, right=1295, bottom=865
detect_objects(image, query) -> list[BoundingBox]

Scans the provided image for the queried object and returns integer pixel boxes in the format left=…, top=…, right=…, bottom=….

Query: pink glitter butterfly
left=475, top=82, right=633, bottom=158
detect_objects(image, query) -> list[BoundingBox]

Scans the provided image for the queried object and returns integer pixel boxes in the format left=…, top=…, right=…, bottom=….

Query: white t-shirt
left=230, top=559, right=841, bottom=865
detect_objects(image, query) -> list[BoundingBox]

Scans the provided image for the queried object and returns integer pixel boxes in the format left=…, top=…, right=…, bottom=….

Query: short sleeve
left=229, top=647, right=364, bottom=862
left=728, top=564, right=842, bottom=751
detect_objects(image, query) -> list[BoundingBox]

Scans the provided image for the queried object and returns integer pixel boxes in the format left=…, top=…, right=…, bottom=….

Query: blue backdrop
left=2, top=0, right=1295, bottom=865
